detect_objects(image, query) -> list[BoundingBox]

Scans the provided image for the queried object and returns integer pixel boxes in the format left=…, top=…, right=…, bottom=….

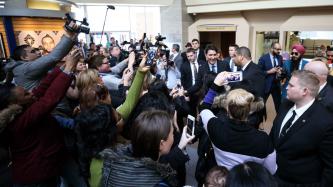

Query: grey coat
left=5, top=36, right=74, bottom=90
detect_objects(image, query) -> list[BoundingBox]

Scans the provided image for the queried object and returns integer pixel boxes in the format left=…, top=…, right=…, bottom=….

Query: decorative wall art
left=0, top=33, right=6, bottom=59
left=15, top=30, right=64, bottom=53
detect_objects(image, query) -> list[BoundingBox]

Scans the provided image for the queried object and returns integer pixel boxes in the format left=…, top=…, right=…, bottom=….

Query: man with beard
left=281, top=44, right=309, bottom=98
left=258, top=42, right=283, bottom=112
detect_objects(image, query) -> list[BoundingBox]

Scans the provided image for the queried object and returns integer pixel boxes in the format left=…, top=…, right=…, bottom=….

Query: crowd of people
left=1, top=21, right=333, bottom=187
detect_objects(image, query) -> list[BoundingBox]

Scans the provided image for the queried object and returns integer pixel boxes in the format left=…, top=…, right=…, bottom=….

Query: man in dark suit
left=233, top=46, right=265, bottom=99
left=181, top=42, right=192, bottom=64
left=223, top=44, right=239, bottom=72
left=231, top=46, right=265, bottom=128
left=180, top=48, right=205, bottom=115
left=258, top=42, right=283, bottom=112
left=181, top=48, right=204, bottom=91
left=192, top=39, right=206, bottom=62
left=187, top=45, right=230, bottom=95
left=270, top=70, right=333, bottom=186
left=304, top=60, right=333, bottom=112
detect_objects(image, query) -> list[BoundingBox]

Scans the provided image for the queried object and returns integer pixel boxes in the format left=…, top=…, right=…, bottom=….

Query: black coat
left=180, top=60, right=205, bottom=91
left=187, top=60, right=230, bottom=95
left=270, top=100, right=333, bottom=186
left=231, top=61, right=265, bottom=99
left=317, top=83, right=333, bottom=112
left=197, top=49, right=206, bottom=62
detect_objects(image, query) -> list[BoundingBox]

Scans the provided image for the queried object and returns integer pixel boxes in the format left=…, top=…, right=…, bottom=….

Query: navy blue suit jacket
left=258, top=53, right=283, bottom=94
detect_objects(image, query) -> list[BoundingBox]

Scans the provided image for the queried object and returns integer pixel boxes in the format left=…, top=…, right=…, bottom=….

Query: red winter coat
left=7, top=67, right=72, bottom=184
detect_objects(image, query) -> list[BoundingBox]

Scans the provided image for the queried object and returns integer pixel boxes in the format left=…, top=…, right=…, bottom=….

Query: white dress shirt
left=279, top=99, right=315, bottom=135
left=191, top=61, right=199, bottom=85
left=241, top=60, right=251, bottom=71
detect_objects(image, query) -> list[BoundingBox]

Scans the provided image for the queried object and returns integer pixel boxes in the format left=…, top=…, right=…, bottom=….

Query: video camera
left=64, top=13, right=90, bottom=34
left=121, top=41, right=131, bottom=45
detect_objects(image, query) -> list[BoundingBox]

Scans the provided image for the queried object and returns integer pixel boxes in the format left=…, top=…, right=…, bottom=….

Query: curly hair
left=75, top=104, right=117, bottom=178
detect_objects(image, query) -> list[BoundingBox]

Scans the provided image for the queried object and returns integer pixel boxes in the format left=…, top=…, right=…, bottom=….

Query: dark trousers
left=264, top=82, right=281, bottom=113
left=0, top=163, right=12, bottom=187
left=13, top=177, right=58, bottom=187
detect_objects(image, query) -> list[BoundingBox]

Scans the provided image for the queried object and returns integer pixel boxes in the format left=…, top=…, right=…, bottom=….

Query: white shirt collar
left=318, top=82, right=327, bottom=93
left=242, top=60, right=251, bottom=71
left=292, top=98, right=315, bottom=117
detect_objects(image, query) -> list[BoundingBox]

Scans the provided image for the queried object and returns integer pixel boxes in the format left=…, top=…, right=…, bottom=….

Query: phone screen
left=226, top=71, right=243, bottom=83
left=146, top=48, right=157, bottom=66
left=187, top=115, right=195, bottom=135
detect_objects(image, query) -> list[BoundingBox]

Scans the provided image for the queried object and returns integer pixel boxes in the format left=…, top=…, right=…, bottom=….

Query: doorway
left=199, top=31, right=236, bottom=58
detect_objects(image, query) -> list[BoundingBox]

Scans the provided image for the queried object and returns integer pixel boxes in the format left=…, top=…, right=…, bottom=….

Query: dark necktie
left=274, top=56, right=278, bottom=67
left=192, top=63, right=198, bottom=81
left=280, top=110, right=297, bottom=138
left=211, top=65, right=216, bottom=73
left=170, top=54, right=174, bottom=61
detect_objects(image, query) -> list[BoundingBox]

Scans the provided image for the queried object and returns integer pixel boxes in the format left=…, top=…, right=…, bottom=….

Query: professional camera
left=121, top=41, right=131, bottom=45
left=155, top=33, right=166, bottom=42
left=64, top=13, right=90, bottom=34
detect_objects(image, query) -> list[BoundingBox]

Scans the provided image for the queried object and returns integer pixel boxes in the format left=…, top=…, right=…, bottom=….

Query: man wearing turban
left=281, top=44, right=309, bottom=98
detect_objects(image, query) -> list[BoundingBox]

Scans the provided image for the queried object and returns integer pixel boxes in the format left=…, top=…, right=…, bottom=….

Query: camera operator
left=157, top=52, right=181, bottom=89
left=5, top=21, right=79, bottom=91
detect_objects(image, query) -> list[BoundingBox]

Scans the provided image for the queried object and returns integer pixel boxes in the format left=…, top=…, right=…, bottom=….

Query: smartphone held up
left=186, top=115, right=195, bottom=136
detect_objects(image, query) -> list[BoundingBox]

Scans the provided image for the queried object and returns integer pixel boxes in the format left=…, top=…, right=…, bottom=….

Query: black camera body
left=121, top=41, right=131, bottom=45
left=155, top=33, right=166, bottom=42
left=65, top=13, right=90, bottom=34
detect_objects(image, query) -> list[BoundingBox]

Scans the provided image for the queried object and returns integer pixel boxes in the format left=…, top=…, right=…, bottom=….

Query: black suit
left=222, top=57, right=232, bottom=69
left=180, top=60, right=205, bottom=91
left=328, top=75, right=333, bottom=87
left=196, top=49, right=206, bottom=62
left=181, top=52, right=188, bottom=64
left=270, top=100, right=333, bottom=186
left=317, top=83, right=333, bottom=112
left=231, top=61, right=265, bottom=99
left=187, top=60, right=230, bottom=95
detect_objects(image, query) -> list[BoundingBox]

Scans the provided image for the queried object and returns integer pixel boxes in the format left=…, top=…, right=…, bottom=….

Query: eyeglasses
left=291, top=52, right=299, bottom=56
left=327, top=54, right=333, bottom=57
left=274, top=48, right=282, bottom=51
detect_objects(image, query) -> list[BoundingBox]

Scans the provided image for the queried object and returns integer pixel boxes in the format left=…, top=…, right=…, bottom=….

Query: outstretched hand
left=64, top=48, right=81, bottom=72
left=214, top=71, right=229, bottom=86
left=178, top=126, right=195, bottom=150
left=138, top=53, right=150, bottom=73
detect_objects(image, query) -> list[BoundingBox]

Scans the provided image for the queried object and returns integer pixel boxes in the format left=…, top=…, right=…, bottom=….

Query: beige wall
left=188, top=13, right=250, bottom=47
left=185, top=0, right=333, bottom=13
left=188, top=7, right=333, bottom=61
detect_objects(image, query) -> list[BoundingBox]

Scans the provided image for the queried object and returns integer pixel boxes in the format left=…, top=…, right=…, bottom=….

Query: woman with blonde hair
left=76, top=69, right=101, bottom=93
left=199, top=72, right=277, bottom=174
